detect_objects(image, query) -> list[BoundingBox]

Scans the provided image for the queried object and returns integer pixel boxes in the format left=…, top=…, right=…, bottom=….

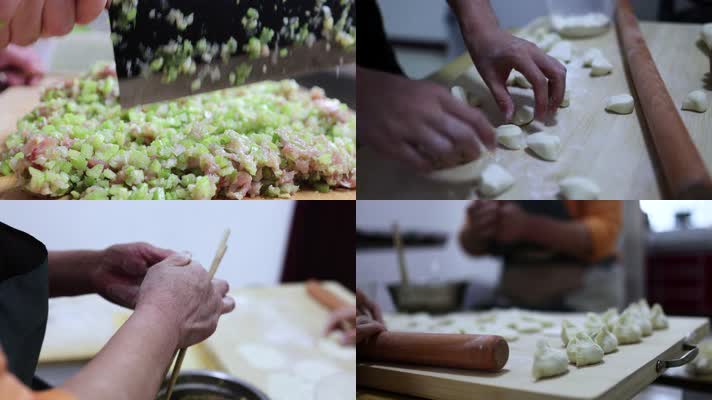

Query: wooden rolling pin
left=306, top=279, right=350, bottom=310
left=616, top=0, right=712, bottom=199
left=358, top=332, right=508, bottom=372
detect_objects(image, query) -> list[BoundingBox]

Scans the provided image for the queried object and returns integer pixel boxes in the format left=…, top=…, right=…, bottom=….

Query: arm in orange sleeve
left=0, top=347, right=75, bottom=400
left=574, top=201, right=623, bottom=262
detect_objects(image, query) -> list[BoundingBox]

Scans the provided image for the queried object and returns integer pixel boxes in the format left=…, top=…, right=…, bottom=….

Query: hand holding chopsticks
left=163, top=229, right=231, bottom=400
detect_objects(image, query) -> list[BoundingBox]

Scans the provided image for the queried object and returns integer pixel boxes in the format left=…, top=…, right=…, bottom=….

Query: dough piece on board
left=513, top=105, right=535, bottom=126
left=507, top=70, right=533, bottom=89
left=702, top=23, right=712, bottom=50
left=682, top=90, right=708, bottom=113
left=548, top=41, right=573, bottom=64
left=532, top=340, right=569, bottom=380
left=560, top=90, right=571, bottom=108
left=496, top=124, right=526, bottom=150
left=606, top=94, right=635, bottom=115
left=552, top=13, right=611, bottom=38
left=590, top=57, right=613, bottom=76
left=479, top=163, right=515, bottom=198
left=583, top=48, right=603, bottom=67
left=559, top=177, right=601, bottom=200
left=526, top=132, right=561, bottom=161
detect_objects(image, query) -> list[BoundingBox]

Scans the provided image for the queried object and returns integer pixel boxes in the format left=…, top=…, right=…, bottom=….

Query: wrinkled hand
left=464, top=200, right=499, bottom=242
left=0, top=0, right=108, bottom=48
left=0, top=45, right=43, bottom=86
left=355, top=289, right=385, bottom=344
left=358, top=67, right=495, bottom=173
left=494, top=201, right=529, bottom=243
left=135, top=252, right=235, bottom=349
left=465, top=29, right=566, bottom=121
left=324, top=306, right=356, bottom=345
left=90, top=242, right=175, bottom=309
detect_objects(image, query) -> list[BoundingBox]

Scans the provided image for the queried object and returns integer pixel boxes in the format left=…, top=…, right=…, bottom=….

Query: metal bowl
left=155, top=370, right=269, bottom=400
left=388, top=281, right=468, bottom=314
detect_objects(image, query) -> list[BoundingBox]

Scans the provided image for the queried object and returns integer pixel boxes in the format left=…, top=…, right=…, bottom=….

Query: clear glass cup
left=546, top=0, right=616, bottom=38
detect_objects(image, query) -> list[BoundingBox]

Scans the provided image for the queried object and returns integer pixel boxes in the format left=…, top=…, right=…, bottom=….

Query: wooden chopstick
left=616, top=0, right=712, bottom=199
left=392, top=222, right=409, bottom=285
left=164, top=229, right=231, bottom=400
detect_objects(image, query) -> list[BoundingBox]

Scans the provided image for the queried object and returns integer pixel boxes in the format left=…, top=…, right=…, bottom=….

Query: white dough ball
left=426, top=158, right=487, bottom=184
left=559, top=177, right=601, bottom=200
left=606, top=94, right=635, bottom=115
left=548, top=41, right=573, bottom=64
left=496, top=124, right=526, bottom=150
left=590, top=57, right=613, bottom=76
left=513, top=105, right=535, bottom=126
left=583, top=48, right=603, bottom=67
left=552, top=13, right=611, bottom=38
left=526, top=132, right=561, bottom=161
left=682, top=90, right=708, bottom=113
left=479, top=163, right=515, bottom=198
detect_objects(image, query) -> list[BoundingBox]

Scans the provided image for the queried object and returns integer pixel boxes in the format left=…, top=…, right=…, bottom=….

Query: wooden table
left=38, top=282, right=356, bottom=399
left=358, top=21, right=712, bottom=200
left=0, top=75, right=356, bottom=200
left=357, top=312, right=709, bottom=400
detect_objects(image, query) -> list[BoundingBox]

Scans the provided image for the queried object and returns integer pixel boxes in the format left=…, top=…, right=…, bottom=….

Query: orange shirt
left=0, top=349, right=75, bottom=400
left=563, top=200, right=623, bottom=262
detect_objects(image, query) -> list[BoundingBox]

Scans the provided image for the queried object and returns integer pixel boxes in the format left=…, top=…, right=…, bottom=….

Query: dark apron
left=491, top=201, right=610, bottom=310
left=0, top=223, right=49, bottom=387
left=356, top=0, right=405, bottom=76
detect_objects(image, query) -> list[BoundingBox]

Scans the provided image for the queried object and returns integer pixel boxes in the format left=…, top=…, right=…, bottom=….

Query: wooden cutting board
left=357, top=313, right=709, bottom=400
left=0, top=76, right=355, bottom=200
left=38, top=294, right=220, bottom=371
left=204, top=282, right=356, bottom=400
left=358, top=20, right=712, bottom=200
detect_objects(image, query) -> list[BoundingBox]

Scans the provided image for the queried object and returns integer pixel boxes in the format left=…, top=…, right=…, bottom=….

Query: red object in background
left=647, top=252, right=712, bottom=316
left=281, top=201, right=355, bottom=291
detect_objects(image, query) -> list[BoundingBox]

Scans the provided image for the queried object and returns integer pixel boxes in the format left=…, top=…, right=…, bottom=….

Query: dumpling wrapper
left=594, top=326, right=619, bottom=354
left=566, top=332, right=604, bottom=367
left=496, top=125, right=526, bottom=150
left=507, top=70, right=532, bottom=89
left=532, top=340, right=569, bottom=380
left=559, top=177, right=601, bottom=200
left=527, top=133, right=561, bottom=161
left=651, top=303, right=669, bottom=330
left=561, top=319, right=581, bottom=346
left=613, top=311, right=642, bottom=344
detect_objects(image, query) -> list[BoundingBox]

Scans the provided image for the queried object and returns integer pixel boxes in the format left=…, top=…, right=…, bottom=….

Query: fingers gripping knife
left=108, top=0, right=356, bottom=108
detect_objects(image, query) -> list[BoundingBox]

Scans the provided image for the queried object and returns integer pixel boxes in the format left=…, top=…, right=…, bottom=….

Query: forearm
left=447, top=0, right=499, bottom=39
left=61, top=305, right=179, bottom=400
left=48, top=250, right=102, bottom=297
left=520, top=215, right=593, bottom=260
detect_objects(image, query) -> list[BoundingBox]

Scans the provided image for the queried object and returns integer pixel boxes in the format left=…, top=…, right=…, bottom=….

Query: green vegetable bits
left=0, top=64, right=356, bottom=200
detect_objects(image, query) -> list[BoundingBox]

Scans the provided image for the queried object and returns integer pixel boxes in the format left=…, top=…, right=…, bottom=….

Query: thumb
left=482, top=69, right=514, bottom=122
left=0, top=45, right=44, bottom=76
left=139, top=243, right=176, bottom=265
left=160, top=251, right=192, bottom=267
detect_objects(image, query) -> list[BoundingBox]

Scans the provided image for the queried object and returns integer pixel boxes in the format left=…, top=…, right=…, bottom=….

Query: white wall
left=356, top=201, right=502, bottom=312
left=0, top=202, right=295, bottom=288
left=376, top=0, right=663, bottom=42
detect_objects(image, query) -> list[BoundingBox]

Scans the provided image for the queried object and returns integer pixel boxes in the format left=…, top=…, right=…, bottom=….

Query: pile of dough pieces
left=532, top=299, right=669, bottom=380
left=383, top=309, right=557, bottom=343
left=443, top=22, right=623, bottom=200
